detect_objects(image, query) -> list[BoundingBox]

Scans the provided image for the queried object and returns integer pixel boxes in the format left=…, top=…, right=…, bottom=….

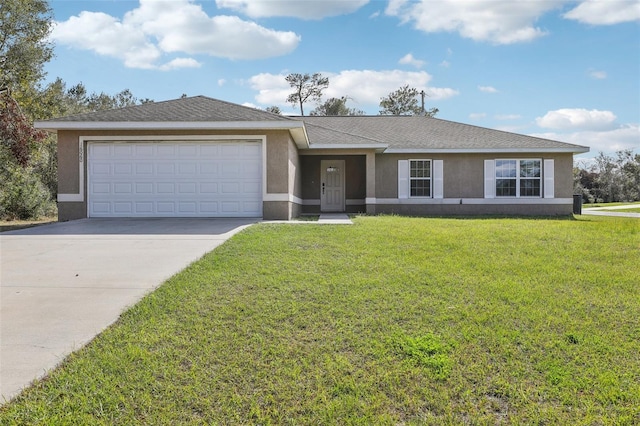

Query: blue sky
left=45, top=0, right=640, bottom=160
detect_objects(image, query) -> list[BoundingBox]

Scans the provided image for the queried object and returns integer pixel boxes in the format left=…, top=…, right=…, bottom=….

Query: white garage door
left=88, top=141, right=262, bottom=217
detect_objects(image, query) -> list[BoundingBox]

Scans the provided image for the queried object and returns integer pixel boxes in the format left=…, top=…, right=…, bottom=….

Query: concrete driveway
left=0, top=218, right=257, bottom=403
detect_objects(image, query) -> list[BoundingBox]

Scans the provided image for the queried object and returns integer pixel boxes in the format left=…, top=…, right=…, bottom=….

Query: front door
left=320, top=160, right=345, bottom=212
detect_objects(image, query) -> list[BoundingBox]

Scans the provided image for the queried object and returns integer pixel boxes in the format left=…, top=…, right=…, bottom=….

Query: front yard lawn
left=1, top=215, right=638, bottom=424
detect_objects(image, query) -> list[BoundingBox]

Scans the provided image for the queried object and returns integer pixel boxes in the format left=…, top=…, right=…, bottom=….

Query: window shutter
left=484, top=160, right=495, bottom=198
left=398, top=160, right=409, bottom=199
left=433, top=160, right=443, bottom=199
left=544, top=159, right=554, bottom=198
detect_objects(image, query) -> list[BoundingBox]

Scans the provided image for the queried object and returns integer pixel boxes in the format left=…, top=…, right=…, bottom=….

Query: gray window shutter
left=398, top=160, right=409, bottom=199
left=433, top=160, right=443, bottom=199
left=484, top=159, right=495, bottom=198
left=544, top=159, right=555, bottom=198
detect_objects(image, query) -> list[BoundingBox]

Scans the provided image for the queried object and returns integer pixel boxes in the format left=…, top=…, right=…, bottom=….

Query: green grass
left=1, top=215, right=639, bottom=424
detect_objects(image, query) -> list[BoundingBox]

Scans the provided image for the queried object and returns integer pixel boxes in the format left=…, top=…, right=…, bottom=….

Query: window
left=495, top=159, right=541, bottom=197
left=410, top=160, right=431, bottom=197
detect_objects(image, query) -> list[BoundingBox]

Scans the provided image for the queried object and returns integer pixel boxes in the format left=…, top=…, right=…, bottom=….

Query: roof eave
left=384, top=147, right=590, bottom=154
left=34, top=120, right=310, bottom=149
left=307, top=143, right=388, bottom=153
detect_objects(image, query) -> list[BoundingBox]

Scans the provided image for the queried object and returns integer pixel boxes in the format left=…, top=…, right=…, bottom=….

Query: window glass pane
left=496, top=160, right=516, bottom=177
left=410, top=179, right=431, bottom=197
left=410, top=160, right=430, bottom=178
left=520, top=179, right=541, bottom=196
left=496, top=179, right=516, bottom=196
left=520, top=160, right=541, bottom=177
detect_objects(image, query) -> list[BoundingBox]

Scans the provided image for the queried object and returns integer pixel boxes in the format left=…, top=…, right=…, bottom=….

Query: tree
left=265, top=105, right=282, bottom=115
left=379, top=85, right=438, bottom=117
left=37, top=80, right=142, bottom=118
left=0, top=0, right=54, bottom=91
left=617, top=150, right=640, bottom=201
left=0, top=89, right=54, bottom=219
left=310, top=97, right=365, bottom=116
left=285, top=73, right=329, bottom=116
left=574, top=150, right=640, bottom=203
left=0, top=89, right=47, bottom=166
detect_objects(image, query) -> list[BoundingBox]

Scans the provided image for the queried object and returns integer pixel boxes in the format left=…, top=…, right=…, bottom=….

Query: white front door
left=320, top=160, right=345, bottom=212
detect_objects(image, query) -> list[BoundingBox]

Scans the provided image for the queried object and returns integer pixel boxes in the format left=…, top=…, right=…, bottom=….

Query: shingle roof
left=36, top=96, right=588, bottom=153
left=299, top=115, right=588, bottom=152
left=46, top=96, right=293, bottom=123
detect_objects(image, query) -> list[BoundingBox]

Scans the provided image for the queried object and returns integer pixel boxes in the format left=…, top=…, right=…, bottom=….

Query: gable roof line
left=298, top=120, right=390, bottom=146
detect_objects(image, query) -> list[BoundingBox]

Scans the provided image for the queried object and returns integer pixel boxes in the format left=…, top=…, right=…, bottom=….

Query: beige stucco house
left=35, top=96, right=589, bottom=221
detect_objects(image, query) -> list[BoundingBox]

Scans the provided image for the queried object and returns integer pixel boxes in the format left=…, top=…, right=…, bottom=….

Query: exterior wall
left=288, top=136, right=302, bottom=218
left=299, top=155, right=366, bottom=214
left=57, top=202, right=86, bottom=221
left=373, top=152, right=575, bottom=216
left=55, top=129, right=297, bottom=221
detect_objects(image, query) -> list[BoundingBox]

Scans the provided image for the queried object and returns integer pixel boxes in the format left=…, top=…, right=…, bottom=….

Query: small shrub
left=0, top=162, right=56, bottom=220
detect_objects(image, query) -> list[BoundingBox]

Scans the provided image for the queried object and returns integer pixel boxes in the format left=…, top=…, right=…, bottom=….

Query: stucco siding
left=265, top=131, right=291, bottom=194
left=57, top=131, right=82, bottom=195
left=376, top=152, right=574, bottom=200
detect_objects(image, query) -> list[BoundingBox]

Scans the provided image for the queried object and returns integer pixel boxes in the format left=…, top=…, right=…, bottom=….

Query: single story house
left=35, top=96, right=589, bottom=221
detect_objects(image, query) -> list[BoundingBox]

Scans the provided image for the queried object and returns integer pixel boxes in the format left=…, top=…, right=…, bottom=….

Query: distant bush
left=0, top=161, right=56, bottom=220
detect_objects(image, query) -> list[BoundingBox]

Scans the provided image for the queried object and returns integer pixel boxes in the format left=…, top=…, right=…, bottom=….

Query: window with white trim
left=410, top=159, right=431, bottom=197
left=495, top=159, right=541, bottom=197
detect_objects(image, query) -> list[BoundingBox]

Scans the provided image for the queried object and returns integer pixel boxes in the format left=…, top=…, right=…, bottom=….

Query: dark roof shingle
left=47, top=96, right=293, bottom=123
left=299, top=115, right=587, bottom=151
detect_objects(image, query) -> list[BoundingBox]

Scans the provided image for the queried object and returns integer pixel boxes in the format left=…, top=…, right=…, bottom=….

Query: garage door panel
left=113, top=145, right=133, bottom=157
left=136, top=183, right=153, bottom=194
left=88, top=141, right=263, bottom=217
left=136, top=163, right=154, bottom=174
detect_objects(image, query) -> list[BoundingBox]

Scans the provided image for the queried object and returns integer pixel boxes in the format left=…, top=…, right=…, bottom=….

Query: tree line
left=574, top=150, right=640, bottom=203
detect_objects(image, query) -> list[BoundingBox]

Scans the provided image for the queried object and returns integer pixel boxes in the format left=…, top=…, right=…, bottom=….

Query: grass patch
left=1, top=215, right=639, bottom=424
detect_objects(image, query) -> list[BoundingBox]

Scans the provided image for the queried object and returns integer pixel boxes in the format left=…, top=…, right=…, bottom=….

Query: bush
left=0, top=161, right=56, bottom=220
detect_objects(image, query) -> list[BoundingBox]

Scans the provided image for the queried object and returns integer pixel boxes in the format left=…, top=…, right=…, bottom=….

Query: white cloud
left=469, top=113, right=487, bottom=120
left=536, top=108, right=617, bottom=130
left=159, top=58, right=201, bottom=71
left=531, top=124, right=640, bottom=155
left=399, top=53, right=425, bottom=68
left=478, top=85, right=498, bottom=93
left=425, top=87, right=460, bottom=100
left=385, top=0, right=564, bottom=44
left=216, top=0, right=369, bottom=19
left=51, top=0, right=300, bottom=69
left=249, top=69, right=459, bottom=111
left=588, top=70, right=607, bottom=79
left=248, top=73, right=291, bottom=107
left=564, top=0, right=640, bottom=25
left=218, top=79, right=227, bottom=86
left=439, top=60, right=451, bottom=68
left=51, top=11, right=162, bottom=69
